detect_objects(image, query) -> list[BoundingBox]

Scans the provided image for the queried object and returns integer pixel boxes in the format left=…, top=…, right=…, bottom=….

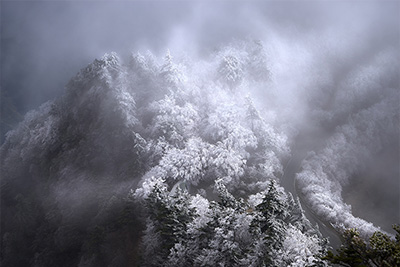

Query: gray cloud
left=2, top=1, right=398, bottom=110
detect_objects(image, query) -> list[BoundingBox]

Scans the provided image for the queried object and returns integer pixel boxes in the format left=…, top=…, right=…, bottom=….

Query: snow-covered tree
left=246, top=40, right=271, bottom=82
left=218, top=53, right=244, bottom=89
left=160, top=50, right=185, bottom=87
left=1, top=40, right=333, bottom=267
left=141, top=179, right=195, bottom=266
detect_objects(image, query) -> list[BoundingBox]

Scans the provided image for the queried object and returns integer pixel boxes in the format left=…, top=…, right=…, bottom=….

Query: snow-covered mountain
left=1, top=40, right=398, bottom=266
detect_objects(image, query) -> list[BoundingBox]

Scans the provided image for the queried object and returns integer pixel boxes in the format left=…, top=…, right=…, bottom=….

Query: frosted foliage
left=206, top=103, right=250, bottom=144
left=216, top=42, right=271, bottom=88
left=137, top=176, right=326, bottom=267
left=280, top=225, right=323, bottom=266
left=112, top=89, right=138, bottom=128
left=74, top=52, right=121, bottom=87
left=160, top=50, right=186, bottom=85
left=1, top=42, right=331, bottom=267
left=219, top=54, right=243, bottom=87
left=189, top=195, right=211, bottom=229
left=135, top=56, right=287, bottom=190
left=233, top=213, right=253, bottom=244
left=222, top=124, right=257, bottom=154
left=213, top=145, right=246, bottom=180
left=151, top=95, right=199, bottom=141
left=296, top=91, right=399, bottom=239
left=130, top=52, right=158, bottom=77
left=247, top=192, right=265, bottom=208
left=25, top=109, right=58, bottom=148
left=8, top=102, right=58, bottom=161
left=259, top=150, right=283, bottom=177
left=159, top=138, right=210, bottom=185
left=257, top=121, right=289, bottom=157
left=134, top=176, right=167, bottom=199
left=1, top=103, right=63, bottom=187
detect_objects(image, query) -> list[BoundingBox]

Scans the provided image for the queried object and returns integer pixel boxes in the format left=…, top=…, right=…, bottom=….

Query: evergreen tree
left=324, top=225, right=400, bottom=267
left=246, top=40, right=270, bottom=82
left=142, top=179, right=196, bottom=266
left=218, top=54, right=243, bottom=90
left=254, top=180, right=287, bottom=265
left=195, top=180, right=249, bottom=266
left=160, top=50, right=184, bottom=87
left=245, top=96, right=262, bottom=132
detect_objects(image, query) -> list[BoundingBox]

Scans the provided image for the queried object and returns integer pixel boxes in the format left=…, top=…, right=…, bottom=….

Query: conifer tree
left=160, top=50, right=183, bottom=86
left=218, top=54, right=243, bottom=89
left=324, top=225, right=400, bottom=266
left=255, top=180, right=287, bottom=265
left=247, top=40, right=270, bottom=82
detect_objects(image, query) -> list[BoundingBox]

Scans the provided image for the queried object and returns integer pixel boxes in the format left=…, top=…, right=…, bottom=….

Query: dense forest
left=1, top=40, right=399, bottom=266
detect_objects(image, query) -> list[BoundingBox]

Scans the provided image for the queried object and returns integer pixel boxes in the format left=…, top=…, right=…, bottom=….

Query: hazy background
left=1, top=0, right=399, bottom=233
left=3, top=1, right=397, bottom=121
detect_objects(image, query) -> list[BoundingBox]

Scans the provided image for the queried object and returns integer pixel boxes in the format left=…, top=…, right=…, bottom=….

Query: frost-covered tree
left=218, top=54, right=244, bottom=89
left=150, top=94, right=198, bottom=145
left=136, top=176, right=327, bottom=267
left=246, top=40, right=271, bottom=82
left=160, top=50, right=185, bottom=87
left=247, top=180, right=288, bottom=265
left=140, top=177, right=195, bottom=266
left=2, top=40, right=330, bottom=267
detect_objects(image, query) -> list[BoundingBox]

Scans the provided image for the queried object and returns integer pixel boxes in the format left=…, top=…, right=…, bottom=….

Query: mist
left=2, top=1, right=398, bottom=107
left=1, top=0, right=399, bottom=265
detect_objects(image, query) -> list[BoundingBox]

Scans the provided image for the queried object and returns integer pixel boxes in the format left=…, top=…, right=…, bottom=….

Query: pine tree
left=245, top=96, right=262, bottom=132
left=218, top=54, right=243, bottom=90
left=142, top=179, right=196, bottom=266
left=195, top=180, right=247, bottom=266
left=255, top=180, right=287, bottom=265
left=324, top=225, right=400, bottom=266
left=160, top=50, right=184, bottom=86
left=247, top=40, right=270, bottom=82
left=142, top=180, right=173, bottom=265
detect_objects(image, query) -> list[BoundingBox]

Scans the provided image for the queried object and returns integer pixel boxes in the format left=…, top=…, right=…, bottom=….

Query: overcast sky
left=2, top=1, right=398, bottom=114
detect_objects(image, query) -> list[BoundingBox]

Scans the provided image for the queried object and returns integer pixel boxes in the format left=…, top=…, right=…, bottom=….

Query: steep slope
left=1, top=41, right=328, bottom=266
left=3, top=39, right=398, bottom=266
left=1, top=52, right=147, bottom=267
